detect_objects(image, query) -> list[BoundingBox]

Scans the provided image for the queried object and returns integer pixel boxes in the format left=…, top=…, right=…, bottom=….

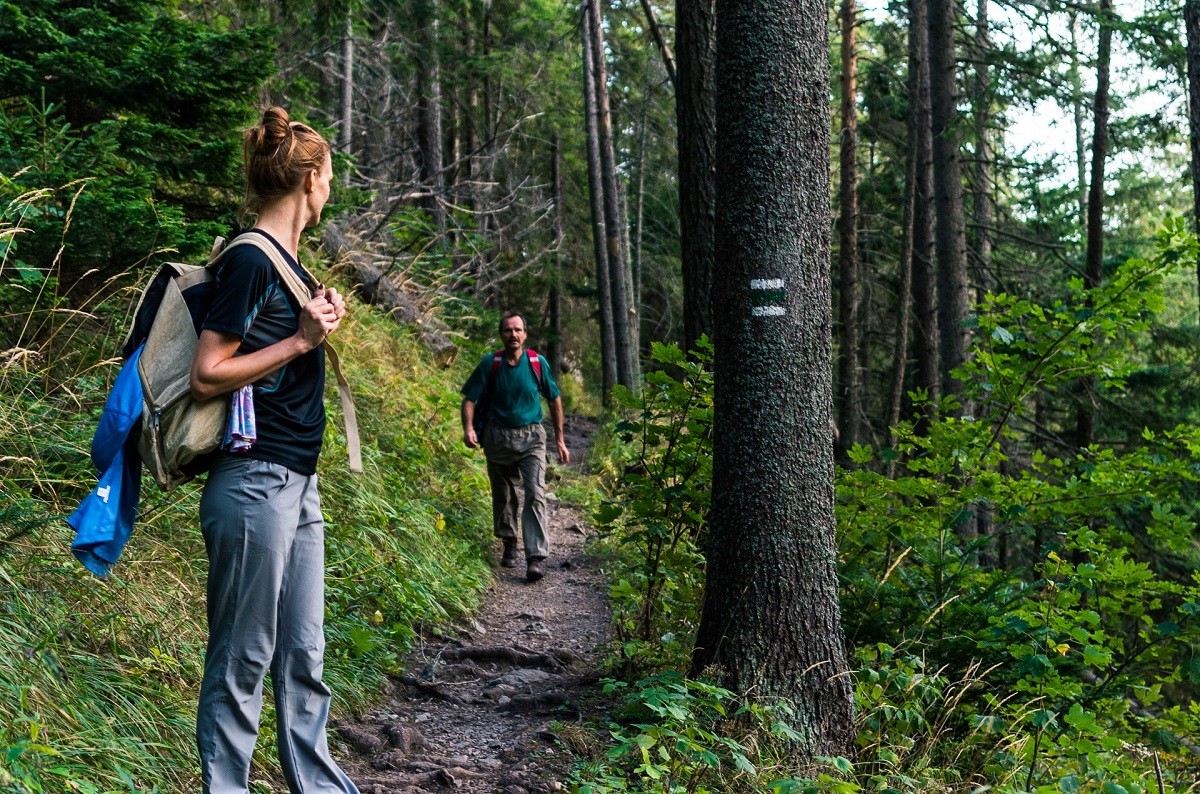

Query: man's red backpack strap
left=487, top=348, right=543, bottom=384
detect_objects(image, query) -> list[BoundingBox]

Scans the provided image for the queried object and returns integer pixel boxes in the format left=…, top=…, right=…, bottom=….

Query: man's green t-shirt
left=462, top=351, right=561, bottom=428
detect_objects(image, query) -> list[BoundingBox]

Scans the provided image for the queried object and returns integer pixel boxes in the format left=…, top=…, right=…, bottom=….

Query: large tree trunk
left=585, top=0, right=637, bottom=388
left=1186, top=0, right=1200, bottom=303
left=677, top=0, right=717, bottom=352
left=837, top=0, right=862, bottom=456
left=928, top=0, right=970, bottom=401
left=582, top=4, right=618, bottom=398
left=692, top=0, right=855, bottom=759
left=909, top=0, right=939, bottom=418
left=1076, top=0, right=1113, bottom=450
left=416, top=0, right=446, bottom=233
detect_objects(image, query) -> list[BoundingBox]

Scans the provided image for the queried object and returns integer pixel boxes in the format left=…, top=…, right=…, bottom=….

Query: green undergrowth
left=0, top=190, right=495, bottom=790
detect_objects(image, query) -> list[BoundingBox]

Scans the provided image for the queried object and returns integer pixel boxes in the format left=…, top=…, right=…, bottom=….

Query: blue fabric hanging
left=68, top=346, right=145, bottom=578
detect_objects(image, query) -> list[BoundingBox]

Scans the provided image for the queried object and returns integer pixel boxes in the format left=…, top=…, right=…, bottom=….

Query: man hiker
left=461, top=312, right=570, bottom=582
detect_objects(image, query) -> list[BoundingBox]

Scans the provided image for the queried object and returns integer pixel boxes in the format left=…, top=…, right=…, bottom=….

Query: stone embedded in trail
left=488, top=668, right=553, bottom=688
left=337, top=723, right=384, bottom=755
left=382, top=722, right=427, bottom=752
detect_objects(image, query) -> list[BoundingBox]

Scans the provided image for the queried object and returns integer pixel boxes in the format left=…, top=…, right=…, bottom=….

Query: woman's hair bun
left=250, top=106, right=293, bottom=151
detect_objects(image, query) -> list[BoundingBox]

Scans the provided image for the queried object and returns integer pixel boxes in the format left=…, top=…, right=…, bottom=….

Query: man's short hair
left=498, top=311, right=527, bottom=334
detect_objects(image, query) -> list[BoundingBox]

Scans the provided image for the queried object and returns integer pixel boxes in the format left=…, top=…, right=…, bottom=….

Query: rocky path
left=336, top=416, right=607, bottom=794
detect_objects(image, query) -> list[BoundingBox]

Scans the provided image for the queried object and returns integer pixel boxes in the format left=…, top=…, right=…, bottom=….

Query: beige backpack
left=124, top=233, right=361, bottom=490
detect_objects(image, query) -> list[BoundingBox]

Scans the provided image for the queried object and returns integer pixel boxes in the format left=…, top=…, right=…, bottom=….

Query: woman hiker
left=189, top=106, right=359, bottom=794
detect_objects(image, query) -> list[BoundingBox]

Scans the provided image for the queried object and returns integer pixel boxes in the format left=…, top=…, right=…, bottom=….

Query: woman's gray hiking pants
left=197, top=456, right=358, bottom=794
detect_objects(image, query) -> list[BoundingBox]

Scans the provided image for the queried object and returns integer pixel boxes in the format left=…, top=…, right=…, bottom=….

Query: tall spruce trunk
left=691, top=0, right=855, bottom=758
left=837, top=0, right=862, bottom=455
left=677, top=0, right=717, bottom=351
left=1077, top=0, right=1112, bottom=450
left=582, top=4, right=618, bottom=398
left=928, top=0, right=970, bottom=402
left=909, top=0, right=940, bottom=417
left=1186, top=0, right=1200, bottom=302
left=585, top=0, right=637, bottom=388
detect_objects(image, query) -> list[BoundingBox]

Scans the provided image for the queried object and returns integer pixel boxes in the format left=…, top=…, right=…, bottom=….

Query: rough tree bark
left=582, top=3, right=618, bottom=398
left=677, top=0, right=717, bottom=352
left=1076, top=0, right=1112, bottom=450
left=585, top=0, right=637, bottom=388
left=909, top=0, right=939, bottom=417
left=837, top=0, right=862, bottom=455
left=691, top=0, right=856, bottom=759
left=928, top=0, right=970, bottom=402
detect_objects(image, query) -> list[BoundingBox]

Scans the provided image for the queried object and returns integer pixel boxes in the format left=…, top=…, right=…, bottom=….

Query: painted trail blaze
left=750, top=278, right=786, bottom=316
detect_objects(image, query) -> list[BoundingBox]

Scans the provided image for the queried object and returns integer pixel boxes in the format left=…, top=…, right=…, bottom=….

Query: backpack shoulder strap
left=219, top=232, right=315, bottom=307
left=525, top=348, right=543, bottom=384
left=486, top=350, right=503, bottom=379
left=218, top=232, right=361, bottom=475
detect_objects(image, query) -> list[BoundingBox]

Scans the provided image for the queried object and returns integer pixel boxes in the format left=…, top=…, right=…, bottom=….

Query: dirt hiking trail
left=337, top=415, right=608, bottom=793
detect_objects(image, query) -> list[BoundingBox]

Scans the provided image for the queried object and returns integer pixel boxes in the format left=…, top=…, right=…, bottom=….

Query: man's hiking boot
left=501, top=540, right=520, bottom=568
left=526, top=557, right=546, bottom=582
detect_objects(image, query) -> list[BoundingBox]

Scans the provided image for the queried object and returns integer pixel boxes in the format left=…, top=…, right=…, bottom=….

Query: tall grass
left=0, top=178, right=494, bottom=791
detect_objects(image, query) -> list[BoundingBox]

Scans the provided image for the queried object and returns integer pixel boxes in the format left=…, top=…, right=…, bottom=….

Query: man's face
left=500, top=317, right=527, bottom=350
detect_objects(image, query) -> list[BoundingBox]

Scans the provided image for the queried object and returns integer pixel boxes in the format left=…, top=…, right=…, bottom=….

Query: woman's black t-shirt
left=201, top=229, right=325, bottom=475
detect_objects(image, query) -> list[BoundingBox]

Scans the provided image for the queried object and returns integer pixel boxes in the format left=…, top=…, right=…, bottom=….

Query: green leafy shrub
left=593, top=339, right=713, bottom=673
left=573, top=671, right=805, bottom=794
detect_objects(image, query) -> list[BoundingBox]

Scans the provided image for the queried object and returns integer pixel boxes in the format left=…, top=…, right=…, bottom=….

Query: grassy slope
left=0, top=258, right=495, bottom=792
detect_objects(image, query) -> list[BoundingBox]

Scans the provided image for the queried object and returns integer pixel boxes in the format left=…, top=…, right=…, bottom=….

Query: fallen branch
left=322, top=224, right=458, bottom=366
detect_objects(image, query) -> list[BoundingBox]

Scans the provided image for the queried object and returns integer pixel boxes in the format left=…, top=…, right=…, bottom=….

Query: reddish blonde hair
left=241, top=106, right=330, bottom=216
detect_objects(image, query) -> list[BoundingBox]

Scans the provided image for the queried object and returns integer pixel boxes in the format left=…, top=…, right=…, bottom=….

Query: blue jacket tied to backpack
left=67, top=345, right=145, bottom=578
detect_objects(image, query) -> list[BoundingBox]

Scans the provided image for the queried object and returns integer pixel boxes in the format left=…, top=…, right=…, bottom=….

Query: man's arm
left=461, top=398, right=480, bottom=449
left=549, top=397, right=569, bottom=463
